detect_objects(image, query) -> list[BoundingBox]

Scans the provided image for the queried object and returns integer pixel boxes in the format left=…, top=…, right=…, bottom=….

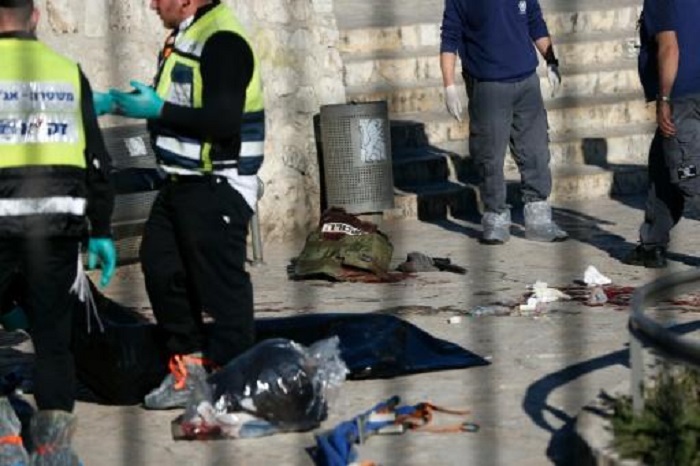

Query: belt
left=167, top=174, right=225, bottom=184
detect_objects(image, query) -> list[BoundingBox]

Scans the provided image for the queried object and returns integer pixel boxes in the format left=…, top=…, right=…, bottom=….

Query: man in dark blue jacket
left=624, top=0, right=700, bottom=268
left=440, top=0, right=567, bottom=244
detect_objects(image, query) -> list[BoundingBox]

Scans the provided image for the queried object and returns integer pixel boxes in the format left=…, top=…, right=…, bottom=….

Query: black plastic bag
left=71, top=282, right=169, bottom=405
left=208, top=337, right=347, bottom=432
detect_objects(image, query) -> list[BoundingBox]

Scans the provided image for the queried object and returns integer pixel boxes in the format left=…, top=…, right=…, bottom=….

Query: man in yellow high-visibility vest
left=109, top=0, right=266, bottom=409
left=0, top=0, right=116, bottom=462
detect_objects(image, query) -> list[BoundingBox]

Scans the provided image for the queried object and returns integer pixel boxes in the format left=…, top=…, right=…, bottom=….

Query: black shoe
left=622, top=245, right=668, bottom=268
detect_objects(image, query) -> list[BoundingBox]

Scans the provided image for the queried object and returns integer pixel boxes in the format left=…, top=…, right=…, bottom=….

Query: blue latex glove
left=110, top=80, right=164, bottom=119
left=87, top=238, right=117, bottom=288
left=93, top=91, right=114, bottom=116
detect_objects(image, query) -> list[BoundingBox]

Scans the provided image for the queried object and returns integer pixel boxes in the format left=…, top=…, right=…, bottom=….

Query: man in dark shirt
left=109, top=0, right=265, bottom=409
left=624, top=0, right=700, bottom=268
left=440, top=0, right=568, bottom=244
left=0, top=0, right=116, bottom=461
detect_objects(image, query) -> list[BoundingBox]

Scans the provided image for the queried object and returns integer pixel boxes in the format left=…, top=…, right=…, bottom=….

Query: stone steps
left=337, top=2, right=640, bottom=54
left=391, top=120, right=654, bottom=189
left=347, top=73, right=647, bottom=115
left=387, top=163, right=644, bottom=221
left=390, top=98, right=654, bottom=155
left=334, top=0, right=649, bottom=222
left=343, top=35, right=639, bottom=89
left=393, top=121, right=656, bottom=167
left=393, top=150, right=450, bottom=188
left=389, top=180, right=478, bottom=221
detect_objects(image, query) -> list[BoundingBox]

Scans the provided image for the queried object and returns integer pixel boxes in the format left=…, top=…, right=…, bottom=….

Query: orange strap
left=34, top=444, right=55, bottom=455
left=161, top=33, right=175, bottom=60
left=0, top=434, right=23, bottom=447
left=169, top=354, right=218, bottom=391
left=395, top=403, right=475, bottom=433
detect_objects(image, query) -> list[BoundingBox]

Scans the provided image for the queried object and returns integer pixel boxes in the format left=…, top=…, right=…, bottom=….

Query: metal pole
left=627, top=269, right=700, bottom=414
left=250, top=176, right=265, bottom=266
left=630, top=333, right=645, bottom=414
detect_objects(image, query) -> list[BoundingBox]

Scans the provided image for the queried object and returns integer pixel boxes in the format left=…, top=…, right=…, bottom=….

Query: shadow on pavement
left=522, top=319, right=700, bottom=465
left=428, top=196, right=700, bottom=268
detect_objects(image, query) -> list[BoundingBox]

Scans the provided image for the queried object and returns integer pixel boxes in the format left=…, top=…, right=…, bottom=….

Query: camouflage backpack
left=292, top=208, right=393, bottom=282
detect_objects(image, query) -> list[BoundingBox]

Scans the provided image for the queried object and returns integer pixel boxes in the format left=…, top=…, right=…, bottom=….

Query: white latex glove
left=444, top=84, right=463, bottom=122
left=547, top=63, right=561, bottom=96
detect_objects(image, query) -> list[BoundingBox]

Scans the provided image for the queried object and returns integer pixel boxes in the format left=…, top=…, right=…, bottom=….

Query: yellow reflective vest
left=0, top=39, right=86, bottom=170
left=0, top=38, right=88, bottom=223
left=153, top=3, right=265, bottom=174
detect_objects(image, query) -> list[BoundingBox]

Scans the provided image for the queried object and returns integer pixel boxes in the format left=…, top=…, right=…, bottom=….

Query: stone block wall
left=36, top=0, right=346, bottom=242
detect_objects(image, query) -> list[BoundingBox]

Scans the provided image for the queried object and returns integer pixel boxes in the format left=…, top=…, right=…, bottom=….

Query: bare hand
left=657, top=101, right=676, bottom=137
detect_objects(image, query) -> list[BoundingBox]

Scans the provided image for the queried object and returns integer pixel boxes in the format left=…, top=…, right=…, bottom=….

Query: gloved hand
left=87, top=238, right=117, bottom=287
left=444, top=84, right=463, bottom=122
left=547, top=63, right=561, bottom=96
left=93, top=91, right=114, bottom=116
left=110, top=80, right=164, bottom=119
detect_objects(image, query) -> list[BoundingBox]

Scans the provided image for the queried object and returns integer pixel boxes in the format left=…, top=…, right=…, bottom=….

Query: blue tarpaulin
left=255, top=313, right=489, bottom=379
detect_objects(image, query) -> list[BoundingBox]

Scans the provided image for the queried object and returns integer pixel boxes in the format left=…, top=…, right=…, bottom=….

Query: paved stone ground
left=44, top=195, right=698, bottom=465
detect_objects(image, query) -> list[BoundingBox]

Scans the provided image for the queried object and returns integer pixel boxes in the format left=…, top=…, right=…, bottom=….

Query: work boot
left=28, top=410, right=80, bottom=466
left=622, top=245, right=668, bottom=268
left=143, top=353, right=212, bottom=410
left=523, top=201, right=568, bottom=242
left=481, top=210, right=511, bottom=244
left=0, top=397, right=29, bottom=466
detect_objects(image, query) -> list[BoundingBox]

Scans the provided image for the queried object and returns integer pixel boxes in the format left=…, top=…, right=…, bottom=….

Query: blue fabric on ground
left=255, top=313, right=490, bottom=379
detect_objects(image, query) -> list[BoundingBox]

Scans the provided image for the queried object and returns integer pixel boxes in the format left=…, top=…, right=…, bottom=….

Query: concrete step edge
left=421, top=121, right=656, bottom=151
left=341, top=33, right=639, bottom=62
left=385, top=92, right=646, bottom=122
left=334, top=4, right=641, bottom=37
left=339, top=28, right=639, bottom=57
left=394, top=164, right=622, bottom=190
left=385, top=164, right=646, bottom=220
left=336, top=1, right=640, bottom=32
left=345, top=65, right=640, bottom=96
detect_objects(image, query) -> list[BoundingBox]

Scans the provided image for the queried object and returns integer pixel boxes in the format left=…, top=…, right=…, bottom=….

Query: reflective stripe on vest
left=0, top=39, right=86, bottom=217
left=239, top=110, right=264, bottom=175
left=0, top=197, right=86, bottom=216
left=0, top=40, right=86, bottom=170
left=154, top=4, right=265, bottom=173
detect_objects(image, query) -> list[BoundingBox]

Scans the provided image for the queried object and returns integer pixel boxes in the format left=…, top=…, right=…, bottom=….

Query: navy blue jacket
left=440, top=0, right=550, bottom=82
left=638, top=0, right=700, bottom=101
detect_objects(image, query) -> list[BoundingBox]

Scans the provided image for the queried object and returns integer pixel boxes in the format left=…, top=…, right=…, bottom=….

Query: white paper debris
left=531, top=281, right=571, bottom=303
left=583, top=265, right=612, bottom=286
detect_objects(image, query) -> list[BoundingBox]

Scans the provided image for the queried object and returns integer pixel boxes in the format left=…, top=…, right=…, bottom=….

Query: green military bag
left=292, top=208, right=393, bottom=282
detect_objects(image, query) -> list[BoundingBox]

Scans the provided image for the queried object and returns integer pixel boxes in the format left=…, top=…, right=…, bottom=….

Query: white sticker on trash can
left=358, top=118, right=386, bottom=163
left=124, top=136, right=148, bottom=157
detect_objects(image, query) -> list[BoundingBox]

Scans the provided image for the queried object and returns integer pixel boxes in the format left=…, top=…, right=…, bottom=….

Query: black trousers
left=0, top=237, right=80, bottom=412
left=140, top=177, right=254, bottom=367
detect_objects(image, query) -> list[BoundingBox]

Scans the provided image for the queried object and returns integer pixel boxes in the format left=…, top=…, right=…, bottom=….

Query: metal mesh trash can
left=319, top=101, right=394, bottom=214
